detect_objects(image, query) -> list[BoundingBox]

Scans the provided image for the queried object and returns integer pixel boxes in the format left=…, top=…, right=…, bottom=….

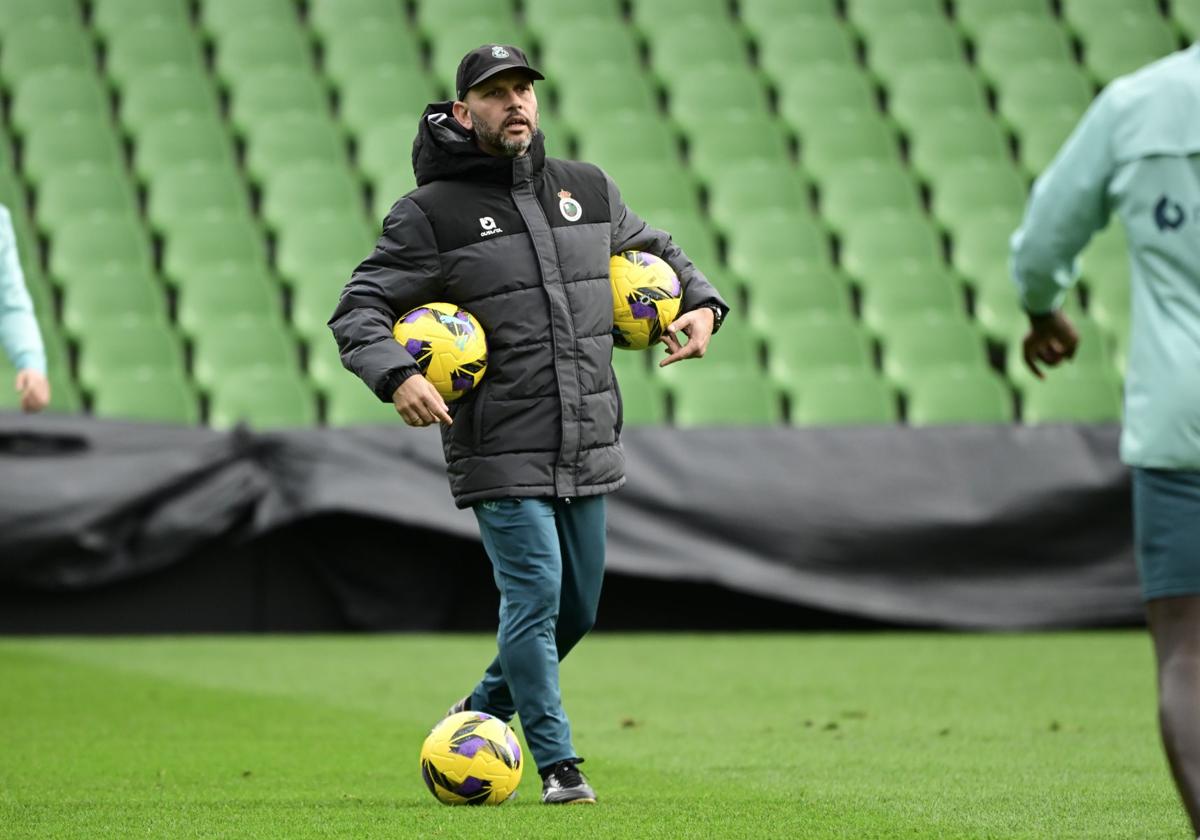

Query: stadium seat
left=191, top=318, right=302, bottom=391
left=538, top=19, right=642, bottom=81
left=858, top=266, right=966, bottom=334
left=797, top=110, right=900, bottom=178
left=764, top=315, right=875, bottom=381
left=290, top=280, right=343, bottom=343
left=306, top=330, right=354, bottom=391
left=427, top=21, right=530, bottom=85
left=840, top=211, right=943, bottom=281
left=415, top=0, right=517, bottom=35
left=134, top=114, right=238, bottom=182
left=49, top=216, right=154, bottom=289
left=878, top=314, right=990, bottom=389
left=996, top=62, right=1095, bottom=132
left=706, top=161, right=809, bottom=233
left=788, top=369, right=899, bottom=426
left=275, top=213, right=376, bottom=289
left=104, top=18, right=207, bottom=91
left=929, top=160, right=1028, bottom=225
left=260, top=164, right=366, bottom=233
left=740, top=0, right=838, bottom=33
left=337, top=67, right=442, bottom=138
left=648, top=17, right=749, bottom=82
left=228, top=68, right=331, bottom=136
left=642, top=210, right=720, bottom=270
left=214, top=20, right=314, bottom=84
left=22, top=117, right=125, bottom=187
left=355, top=116, right=425, bottom=184
left=201, top=0, right=298, bottom=39
left=10, top=69, right=110, bottom=135
left=1, top=18, right=96, bottom=86
left=208, top=369, right=318, bottom=429
left=975, top=16, right=1074, bottom=84
left=162, top=216, right=270, bottom=287
left=887, top=65, right=990, bottom=134
left=76, top=321, right=187, bottom=393
left=1081, top=15, right=1179, bottom=84
left=574, top=110, right=680, bottom=172
left=120, top=66, right=222, bottom=131
left=371, top=171, right=418, bottom=220
left=309, top=0, right=407, bottom=35
left=1175, top=0, right=1200, bottom=38
left=92, top=0, right=192, bottom=39
left=631, top=0, right=730, bottom=34
left=846, top=0, right=945, bottom=40
left=667, top=65, right=772, bottom=128
left=523, top=0, right=623, bottom=28
left=35, top=166, right=139, bottom=233
left=908, top=111, right=1011, bottom=180
left=755, top=16, right=858, bottom=80
left=146, top=163, right=254, bottom=235
left=865, top=15, right=966, bottom=80
left=246, top=113, right=351, bottom=185
left=176, top=268, right=283, bottom=338
left=948, top=208, right=1024, bottom=284
left=60, top=266, right=169, bottom=339
left=0, top=0, right=80, bottom=35
left=726, top=211, right=832, bottom=277
left=905, top=370, right=1014, bottom=426
left=776, top=65, right=879, bottom=134
left=1062, top=0, right=1160, bottom=36
left=686, top=111, right=792, bottom=177
left=1018, top=107, right=1084, bottom=176
left=819, top=160, right=922, bottom=235
left=1020, top=373, right=1123, bottom=423
left=91, top=369, right=201, bottom=425
left=745, top=271, right=855, bottom=327
left=668, top=367, right=783, bottom=427
left=953, top=0, right=1051, bottom=36
left=971, top=270, right=1027, bottom=343
left=320, top=367, right=402, bottom=426
left=601, top=160, right=700, bottom=219
left=616, top=372, right=667, bottom=426
left=321, top=21, right=424, bottom=89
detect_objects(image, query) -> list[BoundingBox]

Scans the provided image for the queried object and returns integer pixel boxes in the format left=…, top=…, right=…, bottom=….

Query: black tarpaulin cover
left=0, top=414, right=1137, bottom=629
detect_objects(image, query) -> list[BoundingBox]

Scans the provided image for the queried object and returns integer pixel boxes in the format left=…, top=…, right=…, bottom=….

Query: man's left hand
left=659, top=307, right=715, bottom=367
left=15, top=369, right=50, bottom=413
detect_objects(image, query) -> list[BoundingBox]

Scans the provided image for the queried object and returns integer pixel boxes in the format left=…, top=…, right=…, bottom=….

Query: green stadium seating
left=209, top=369, right=319, bottom=429
left=355, top=116, right=424, bottom=184
left=1018, top=107, right=1083, bottom=176
left=146, top=163, right=253, bottom=234
left=538, top=20, right=642, bottom=81
left=415, top=0, right=517, bottom=35
left=878, top=314, right=990, bottom=389
left=687, top=111, right=792, bottom=177
left=261, top=164, right=365, bottom=233
left=11, top=69, right=110, bottom=135
left=905, top=370, right=1014, bottom=426
left=975, top=16, right=1074, bottom=85
left=104, top=18, right=207, bottom=91
left=1175, top=0, right=1200, bottom=38
left=764, top=315, right=875, bottom=380
left=840, top=211, right=943, bottom=280
left=120, top=66, right=222, bottom=131
left=574, top=110, right=680, bottom=171
left=558, top=66, right=660, bottom=129
left=0, top=0, right=80, bottom=35
left=755, top=17, right=858, bottom=80
left=887, top=65, right=990, bottom=134
left=726, top=211, right=832, bottom=278
left=427, top=21, right=529, bottom=86
left=245, top=113, right=351, bottom=185
left=214, top=20, right=314, bottom=84
left=740, top=0, right=838, bottom=33
left=337, top=67, right=441, bottom=138
left=972, top=270, right=1027, bottom=343
left=908, top=111, right=1011, bottom=180
left=929, top=160, right=1028, bottom=224
left=134, top=114, right=237, bottom=182
left=819, top=160, right=922, bottom=235
left=49, top=216, right=154, bottom=289
left=201, top=0, right=298, bottom=39
left=667, top=65, right=772, bottom=128
left=21, top=116, right=125, bottom=187
left=76, top=321, right=186, bottom=393
left=776, top=65, right=879, bottom=134
left=290, top=281, right=342, bottom=342
left=859, top=266, right=965, bottom=335
left=953, top=0, right=1051, bottom=36
left=523, top=0, right=623, bottom=29
left=642, top=210, right=720, bottom=270
left=35, top=166, right=139, bottom=233
left=535, top=111, right=572, bottom=159
left=191, top=317, right=301, bottom=391
left=1063, top=0, right=1161, bottom=35
left=228, top=68, right=330, bottom=136
left=309, top=0, right=407, bottom=36
left=176, top=268, right=282, bottom=338
left=163, top=217, right=270, bottom=287
left=321, top=367, right=403, bottom=426
left=745, top=271, right=855, bottom=327
left=631, top=0, right=730, bottom=35
left=92, top=0, right=192, bottom=39
left=615, top=374, right=667, bottom=427
left=865, top=15, right=966, bottom=80
left=706, top=161, right=809, bottom=233
left=996, top=62, right=1095, bottom=132
left=846, top=0, right=946, bottom=40
left=91, top=369, right=201, bottom=425
left=949, top=208, right=1023, bottom=284
left=275, top=213, right=376, bottom=288
left=788, top=369, right=898, bottom=426
left=321, top=21, right=424, bottom=89
left=306, top=332, right=353, bottom=393
left=60, top=266, right=169, bottom=339
left=371, top=171, right=417, bottom=220
left=1020, top=373, right=1123, bottom=424
left=1, top=19, right=96, bottom=86
left=603, top=160, right=700, bottom=218
left=1081, top=15, right=1179, bottom=84
left=648, top=17, right=749, bottom=81
left=797, top=110, right=900, bottom=177
left=668, top=366, right=783, bottom=428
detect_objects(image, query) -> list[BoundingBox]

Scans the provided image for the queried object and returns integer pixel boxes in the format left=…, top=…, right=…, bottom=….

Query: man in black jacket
left=329, top=45, right=728, bottom=804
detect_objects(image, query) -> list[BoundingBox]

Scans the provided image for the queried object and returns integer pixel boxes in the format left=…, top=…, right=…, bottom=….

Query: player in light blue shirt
left=1010, top=44, right=1200, bottom=835
left=0, top=204, right=48, bottom=412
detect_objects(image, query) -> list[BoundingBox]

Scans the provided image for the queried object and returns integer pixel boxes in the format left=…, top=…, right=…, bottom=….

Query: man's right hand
left=393, top=374, right=453, bottom=427
left=1022, top=310, right=1080, bottom=380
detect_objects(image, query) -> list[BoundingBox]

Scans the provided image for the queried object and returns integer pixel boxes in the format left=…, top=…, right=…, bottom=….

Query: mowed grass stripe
left=0, top=633, right=1184, bottom=839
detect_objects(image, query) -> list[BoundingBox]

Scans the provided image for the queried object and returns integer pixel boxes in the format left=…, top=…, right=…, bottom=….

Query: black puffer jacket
left=329, top=103, right=728, bottom=508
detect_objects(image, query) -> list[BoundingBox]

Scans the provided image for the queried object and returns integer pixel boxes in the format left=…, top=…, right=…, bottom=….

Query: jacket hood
left=411, top=101, right=546, bottom=187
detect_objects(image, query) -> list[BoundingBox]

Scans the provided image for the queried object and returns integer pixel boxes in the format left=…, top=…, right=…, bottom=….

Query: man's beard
left=471, top=108, right=538, bottom=157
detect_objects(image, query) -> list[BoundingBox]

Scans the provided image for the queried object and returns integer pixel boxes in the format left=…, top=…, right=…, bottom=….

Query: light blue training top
left=1011, top=44, right=1200, bottom=470
left=0, top=205, right=45, bottom=374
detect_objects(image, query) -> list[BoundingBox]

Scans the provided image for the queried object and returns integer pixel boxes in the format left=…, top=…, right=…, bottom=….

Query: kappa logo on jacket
left=479, top=216, right=503, bottom=237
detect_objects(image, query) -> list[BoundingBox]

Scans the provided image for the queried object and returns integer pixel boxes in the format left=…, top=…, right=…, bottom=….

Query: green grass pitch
left=0, top=633, right=1185, bottom=839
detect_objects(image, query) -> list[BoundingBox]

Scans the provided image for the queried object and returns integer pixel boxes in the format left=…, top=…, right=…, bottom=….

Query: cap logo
left=491, top=45, right=510, bottom=58
left=558, top=189, right=582, bottom=222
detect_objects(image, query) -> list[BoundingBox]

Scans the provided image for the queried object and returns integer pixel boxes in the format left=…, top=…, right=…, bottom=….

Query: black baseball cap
left=455, top=44, right=544, bottom=101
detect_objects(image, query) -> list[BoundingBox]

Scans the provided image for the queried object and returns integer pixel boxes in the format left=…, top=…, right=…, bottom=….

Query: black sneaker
left=540, top=758, right=596, bottom=804
left=445, top=695, right=470, bottom=717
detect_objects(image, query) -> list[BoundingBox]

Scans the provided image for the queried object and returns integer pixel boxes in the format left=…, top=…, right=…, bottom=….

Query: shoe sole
left=543, top=796, right=597, bottom=805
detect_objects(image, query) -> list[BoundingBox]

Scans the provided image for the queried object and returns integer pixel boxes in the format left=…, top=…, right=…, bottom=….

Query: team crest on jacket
left=557, top=190, right=582, bottom=222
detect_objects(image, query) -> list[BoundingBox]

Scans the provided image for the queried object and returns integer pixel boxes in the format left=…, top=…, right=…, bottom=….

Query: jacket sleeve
left=605, top=173, right=730, bottom=321
left=1010, top=88, right=1117, bottom=315
left=328, top=197, right=445, bottom=401
left=0, top=207, right=46, bottom=374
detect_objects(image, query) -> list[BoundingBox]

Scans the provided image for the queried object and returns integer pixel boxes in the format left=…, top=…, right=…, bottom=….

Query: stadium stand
left=1, top=0, right=1187, bottom=429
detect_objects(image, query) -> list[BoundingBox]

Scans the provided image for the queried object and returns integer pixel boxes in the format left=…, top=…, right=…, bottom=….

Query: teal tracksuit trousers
left=469, top=495, right=606, bottom=770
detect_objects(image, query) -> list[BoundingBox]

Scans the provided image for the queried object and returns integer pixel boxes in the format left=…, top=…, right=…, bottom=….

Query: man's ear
left=452, top=100, right=473, bottom=131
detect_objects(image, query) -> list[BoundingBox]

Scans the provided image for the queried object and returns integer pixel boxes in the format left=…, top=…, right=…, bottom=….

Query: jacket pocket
left=613, top=375, right=624, bottom=438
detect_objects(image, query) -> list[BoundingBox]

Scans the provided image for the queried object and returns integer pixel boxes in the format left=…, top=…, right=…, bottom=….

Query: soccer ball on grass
left=419, top=711, right=523, bottom=805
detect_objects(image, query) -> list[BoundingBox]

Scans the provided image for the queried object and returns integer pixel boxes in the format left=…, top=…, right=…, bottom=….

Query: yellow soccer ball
left=610, top=250, right=682, bottom=351
left=393, top=302, right=487, bottom=401
left=419, top=711, right=523, bottom=805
